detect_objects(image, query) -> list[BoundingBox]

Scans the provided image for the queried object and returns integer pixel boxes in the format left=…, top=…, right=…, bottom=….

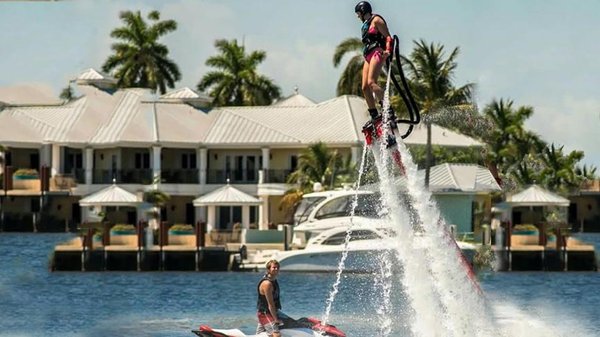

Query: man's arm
left=260, top=280, right=279, bottom=322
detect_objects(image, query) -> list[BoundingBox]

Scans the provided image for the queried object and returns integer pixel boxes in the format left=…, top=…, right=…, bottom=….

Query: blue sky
left=1, top=0, right=599, bottom=168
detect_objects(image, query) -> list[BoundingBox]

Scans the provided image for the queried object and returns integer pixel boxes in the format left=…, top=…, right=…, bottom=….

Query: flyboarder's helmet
left=355, top=1, right=372, bottom=15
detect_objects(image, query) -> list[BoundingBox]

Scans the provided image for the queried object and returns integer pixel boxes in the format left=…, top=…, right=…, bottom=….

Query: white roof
left=76, top=68, right=114, bottom=81
left=400, top=123, right=484, bottom=147
left=0, top=83, right=481, bottom=149
left=204, top=95, right=363, bottom=146
left=429, top=163, right=501, bottom=192
left=362, top=163, right=500, bottom=194
left=273, top=93, right=316, bottom=107
left=160, top=87, right=211, bottom=101
left=506, top=185, right=570, bottom=207
left=193, top=183, right=261, bottom=206
left=0, top=84, right=61, bottom=106
left=79, top=183, right=141, bottom=207
left=0, top=85, right=214, bottom=147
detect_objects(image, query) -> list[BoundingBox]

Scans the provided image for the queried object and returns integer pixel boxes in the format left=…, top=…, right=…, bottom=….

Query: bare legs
left=361, top=50, right=386, bottom=114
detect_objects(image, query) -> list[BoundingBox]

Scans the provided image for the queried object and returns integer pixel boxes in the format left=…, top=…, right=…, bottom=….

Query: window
left=293, top=197, right=326, bottom=225
left=290, top=155, right=298, bottom=171
left=321, top=230, right=380, bottom=245
left=314, top=194, right=379, bottom=220
left=135, top=152, right=150, bottom=169
left=322, top=232, right=348, bottom=245
left=348, top=230, right=380, bottom=241
left=181, top=153, right=197, bottom=169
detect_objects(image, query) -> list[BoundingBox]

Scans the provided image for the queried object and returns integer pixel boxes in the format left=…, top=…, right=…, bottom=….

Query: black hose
left=386, top=35, right=420, bottom=139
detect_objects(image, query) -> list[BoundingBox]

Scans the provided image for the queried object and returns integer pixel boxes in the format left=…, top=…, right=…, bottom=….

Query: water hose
left=386, top=35, right=420, bottom=139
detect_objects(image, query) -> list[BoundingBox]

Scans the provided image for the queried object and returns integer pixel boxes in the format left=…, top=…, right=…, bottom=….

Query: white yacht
left=292, top=190, right=381, bottom=247
left=275, top=222, right=478, bottom=273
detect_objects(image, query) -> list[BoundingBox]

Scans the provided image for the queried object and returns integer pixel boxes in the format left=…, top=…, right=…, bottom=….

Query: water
left=1, top=233, right=600, bottom=336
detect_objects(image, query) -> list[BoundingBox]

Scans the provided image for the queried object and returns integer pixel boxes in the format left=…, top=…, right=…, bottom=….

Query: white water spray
left=321, top=143, right=369, bottom=326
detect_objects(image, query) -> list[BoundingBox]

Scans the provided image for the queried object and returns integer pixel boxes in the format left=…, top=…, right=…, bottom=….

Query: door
left=185, top=203, right=195, bottom=225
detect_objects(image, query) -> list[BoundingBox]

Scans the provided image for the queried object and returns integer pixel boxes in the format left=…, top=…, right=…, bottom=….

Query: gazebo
left=193, top=182, right=262, bottom=232
left=79, top=182, right=147, bottom=223
left=502, top=184, right=571, bottom=226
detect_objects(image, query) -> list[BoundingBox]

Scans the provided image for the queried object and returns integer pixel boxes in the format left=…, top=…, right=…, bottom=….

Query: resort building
left=0, top=68, right=494, bottom=234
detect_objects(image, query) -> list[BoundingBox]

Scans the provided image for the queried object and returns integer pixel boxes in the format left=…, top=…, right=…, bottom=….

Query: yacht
left=275, top=222, right=478, bottom=273
left=292, top=190, right=381, bottom=247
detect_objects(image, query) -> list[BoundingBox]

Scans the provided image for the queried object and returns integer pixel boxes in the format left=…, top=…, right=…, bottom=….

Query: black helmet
left=355, top=1, right=372, bottom=15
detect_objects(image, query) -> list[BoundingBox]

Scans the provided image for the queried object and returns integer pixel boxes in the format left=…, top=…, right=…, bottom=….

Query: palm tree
left=482, top=99, right=535, bottom=186
left=403, top=39, right=477, bottom=186
left=333, top=37, right=364, bottom=96
left=286, top=142, right=342, bottom=191
left=102, top=10, right=181, bottom=95
left=198, top=39, right=281, bottom=106
left=280, top=143, right=355, bottom=220
left=539, top=144, right=584, bottom=193
left=59, top=83, right=75, bottom=102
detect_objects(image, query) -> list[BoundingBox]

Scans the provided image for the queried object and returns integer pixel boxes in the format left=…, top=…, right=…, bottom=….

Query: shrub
left=473, top=245, right=496, bottom=271
left=110, top=224, right=136, bottom=232
left=169, top=224, right=194, bottom=232
left=513, top=224, right=538, bottom=233
left=13, top=168, right=39, bottom=177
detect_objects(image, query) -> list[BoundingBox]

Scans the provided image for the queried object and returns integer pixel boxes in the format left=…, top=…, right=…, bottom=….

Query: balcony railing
left=93, top=169, right=153, bottom=184
left=263, top=169, right=293, bottom=183
left=207, top=169, right=259, bottom=184
left=161, top=169, right=199, bottom=184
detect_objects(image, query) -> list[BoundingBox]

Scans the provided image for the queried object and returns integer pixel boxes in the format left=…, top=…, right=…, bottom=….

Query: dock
left=51, top=222, right=243, bottom=272
left=494, top=223, right=597, bottom=271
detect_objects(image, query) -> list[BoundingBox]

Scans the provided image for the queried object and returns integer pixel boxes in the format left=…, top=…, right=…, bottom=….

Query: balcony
left=262, top=169, right=293, bottom=184
left=161, top=169, right=199, bottom=184
left=207, top=169, right=259, bottom=184
left=93, top=169, right=153, bottom=184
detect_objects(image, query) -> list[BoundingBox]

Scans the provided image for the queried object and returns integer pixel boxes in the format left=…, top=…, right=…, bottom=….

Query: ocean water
left=1, top=233, right=600, bottom=337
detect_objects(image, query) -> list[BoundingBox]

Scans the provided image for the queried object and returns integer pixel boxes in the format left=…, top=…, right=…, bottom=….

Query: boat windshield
left=294, top=196, right=326, bottom=225
left=314, top=193, right=379, bottom=220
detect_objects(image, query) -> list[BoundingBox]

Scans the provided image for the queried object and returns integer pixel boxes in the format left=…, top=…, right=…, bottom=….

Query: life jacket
left=361, top=14, right=387, bottom=57
left=256, top=275, right=281, bottom=312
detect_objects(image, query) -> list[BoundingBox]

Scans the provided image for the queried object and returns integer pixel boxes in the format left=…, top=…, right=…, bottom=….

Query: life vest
left=361, top=14, right=386, bottom=57
left=256, top=275, right=281, bottom=312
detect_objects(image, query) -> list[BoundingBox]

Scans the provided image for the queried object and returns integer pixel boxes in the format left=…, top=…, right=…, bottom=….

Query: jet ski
left=192, top=316, right=346, bottom=337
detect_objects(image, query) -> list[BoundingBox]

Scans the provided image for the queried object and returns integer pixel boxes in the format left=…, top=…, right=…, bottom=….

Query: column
left=198, top=147, right=207, bottom=185
left=261, top=147, right=270, bottom=183
left=207, top=205, right=216, bottom=232
left=351, top=146, right=361, bottom=164
left=258, top=196, right=269, bottom=230
left=39, top=144, right=51, bottom=170
left=152, top=146, right=161, bottom=184
left=85, top=148, right=93, bottom=185
left=242, top=205, right=250, bottom=229
left=51, top=144, right=60, bottom=177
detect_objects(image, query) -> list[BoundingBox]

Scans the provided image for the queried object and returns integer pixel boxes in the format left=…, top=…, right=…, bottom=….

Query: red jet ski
left=192, top=316, right=345, bottom=337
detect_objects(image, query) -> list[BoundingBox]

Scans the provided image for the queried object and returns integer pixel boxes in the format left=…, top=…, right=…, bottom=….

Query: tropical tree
left=333, top=37, right=364, bottom=96
left=280, top=143, right=357, bottom=220
left=59, top=84, right=75, bottom=102
left=400, top=39, right=477, bottom=185
left=482, top=99, right=536, bottom=186
left=198, top=39, right=281, bottom=106
left=286, top=142, right=342, bottom=191
left=538, top=144, right=585, bottom=193
left=102, top=10, right=181, bottom=94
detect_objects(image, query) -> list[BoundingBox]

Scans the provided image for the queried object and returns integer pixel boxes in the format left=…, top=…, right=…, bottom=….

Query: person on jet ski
left=355, top=1, right=394, bottom=123
left=256, top=259, right=289, bottom=337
